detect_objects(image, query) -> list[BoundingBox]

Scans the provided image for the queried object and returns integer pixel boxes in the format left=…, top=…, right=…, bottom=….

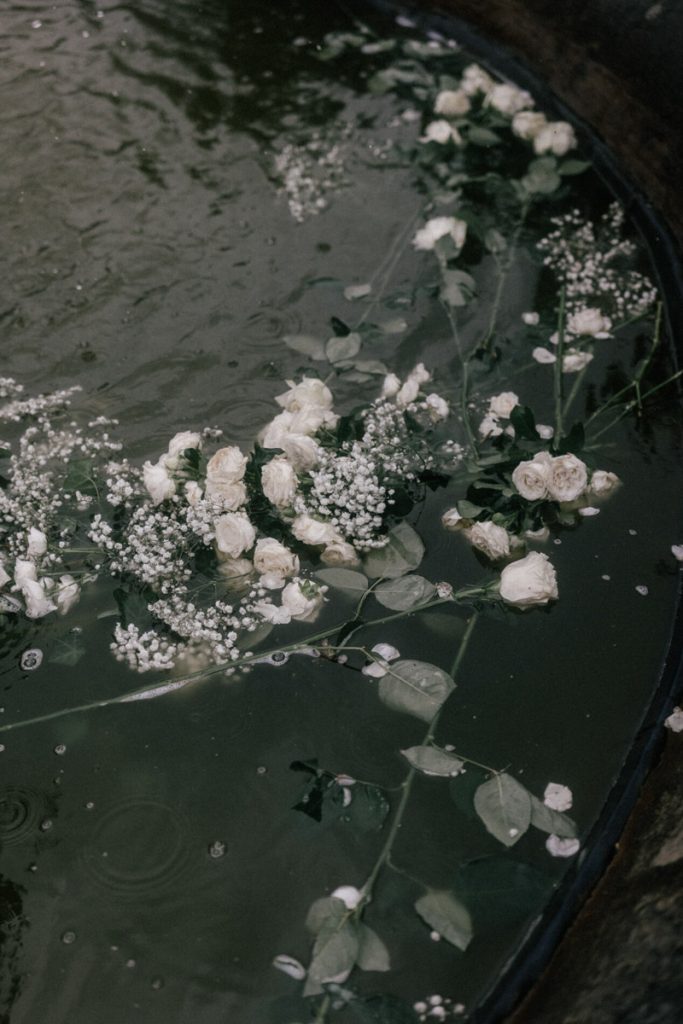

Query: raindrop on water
left=20, top=649, right=42, bottom=671
left=256, top=765, right=267, bottom=775
left=208, top=840, right=227, bottom=860
left=61, top=931, right=76, bottom=945
left=40, top=818, right=53, bottom=832
left=54, top=744, right=66, bottom=756
left=151, top=977, right=164, bottom=991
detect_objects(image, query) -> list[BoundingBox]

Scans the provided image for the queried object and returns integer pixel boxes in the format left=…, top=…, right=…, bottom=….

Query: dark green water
left=1, top=2, right=682, bottom=1022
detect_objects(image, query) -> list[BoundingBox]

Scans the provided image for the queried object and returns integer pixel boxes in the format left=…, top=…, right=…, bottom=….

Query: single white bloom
left=590, top=470, right=620, bottom=497
left=465, top=521, right=512, bottom=561
left=512, top=451, right=553, bottom=501
left=321, top=539, right=360, bottom=567
left=276, top=377, right=334, bottom=415
left=253, top=538, right=299, bottom=586
left=254, top=600, right=292, bottom=625
left=544, top=782, right=573, bottom=812
left=567, top=308, right=612, bottom=338
left=533, top=121, right=577, bottom=156
left=56, top=575, right=80, bottom=616
left=488, top=391, right=519, bottom=418
left=22, top=578, right=57, bottom=619
left=27, top=528, right=48, bottom=558
left=671, top=545, right=683, bottom=563
left=396, top=378, right=420, bottom=408
left=409, top=363, right=431, bottom=385
left=291, top=514, right=338, bottom=548
left=261, top=415, right=321, bottom=472
left=511, top=110, right=547, bottom=140
left=184, top=481, right=204, bottom=506
left=213, top=481, right=247, bottom=509
left=532, top=346, right=557, bottom=365
left=461, top=63, right=494, bottom=96
left=143, top=460, right=176, bottom=505
left=381, top=373, right=401, bottom=399
left=331, top=885, right=362, bottom=909
left=536, top=424, right=554, bottom=440
left=547, top=453, right=588, bottom=502
left=412, top=216, right=467, bottom=252
left=522, top=311, right=540, bottom=325
left=486, top=83, right=534, bottom=116
left=441, top=507, right=463, bottom=531
left=281, top=580, right=325, bottom=623
left=425, top=393, right=449, bottom=421
left=479, top=414, right=503, bottom=438
left=272, top=954, right=306, bottom=981
left=167, top=431, right=202, bottom=458
left=434, top=88, right=471, bottom=116
left=205, top=445, right=248, bottom=498
left=499, top=551, right=558, bottom=608
left=420, top=119, right=463, bottom=145
left=14, top=558, right=38, bottom=590
left=665, top=706, right=683, bottom=732
left=214, top=513, right=256, bottom=559
left=261, top=457, right=297, bottom=507
left=545, top=834, right=580, bottom=858
left=562, top=349, right=594, bottom=373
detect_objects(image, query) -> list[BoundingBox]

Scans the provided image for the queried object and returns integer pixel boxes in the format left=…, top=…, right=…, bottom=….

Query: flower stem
left=553, top=286, right=566, bottom=439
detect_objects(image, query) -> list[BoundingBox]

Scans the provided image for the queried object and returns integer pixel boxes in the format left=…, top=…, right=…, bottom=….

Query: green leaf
left=414, top=890, right=473, bottom=951
left=529, top=795, right=577, bottom=838
left=456, top=500, right=484, bottom=519
left=305, top=896, right=346, bottom=934
left=402, top=745, right=464, bottom=777
left=453, top=856, right=552, bottom=925
left=474, top=773, right=532, bottom=847
left=374, top=575, right=436, bottom=611
left=48, top=635, right=86, bottom=667
left=559, top=159, right=591, bottom=176
left=468, top=126, right=502, bottom=146
left=509, top=404, right=538, bottom=441
left=379, top=660, right=454, bottom=723
left=356, top=925, right=391, bottom=972
left=521, top=158, right=561, bottom=195
left=363, top=522, right=424, bottom=579
left=327, top=332, right=362, bottom=363
left=63, top=458, right=97, bottom=497
left=305, top=911, right=359, bottom=996
left=350, top=359, right=389, bottom=375
left=283, top=334, right=326, bottom=360
left=315, top=568, right=369, bottom=595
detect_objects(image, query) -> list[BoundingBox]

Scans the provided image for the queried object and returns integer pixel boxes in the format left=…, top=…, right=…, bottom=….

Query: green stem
left=553, top=287, right=566, bottom=439
left=479, top=202, right=529, bottom=353
left=354, top=209, right=421, bottom=330
left=314, top=994, right=331, bottom=1023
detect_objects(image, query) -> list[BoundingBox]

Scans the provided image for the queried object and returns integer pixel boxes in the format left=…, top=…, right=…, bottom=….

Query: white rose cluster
left=479, top=392, right=518, bottom=439
left=511, top=111, right=577, bottom=155
left=512, top=451, right=619, bottom=505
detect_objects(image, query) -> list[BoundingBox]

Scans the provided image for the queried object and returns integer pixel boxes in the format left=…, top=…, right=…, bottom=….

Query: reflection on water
left=1, top=1, right=682, bottom=1023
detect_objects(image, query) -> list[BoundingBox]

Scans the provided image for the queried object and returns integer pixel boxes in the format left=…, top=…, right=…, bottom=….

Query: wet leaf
left=304, top=909, right=359, bottom=996
left=509, top=404, right=538, bottom=441
left=402, top=745, right=464, bottom=777
left=346, top=783, right=390, bottom=832
left=559, top=159, right=591, bottom=176
left=378, top=660, right=455, bottom=723
left=357, top=925, right=391, bottom=972
left=414, top=890, right=473, bottom=951
left=453, top=856, right=552, bottom=925
left=305, top=896, right=346, bottom=934
left=363, top=522, right=424, bottom=579
left=474, top=773, right=532, bottom=846
left=315, top=568, right=369, bottom=595
left=48, top=635, right=86, bottom=667
left=529, top=795, right=577, bottom=838
left=283, top=334, right=326, bottom=360
left=374, top=575, right=436, bottom=611
left=327, top=332, right=362, bottom=363
left=468, top=126, right=502, bottom=146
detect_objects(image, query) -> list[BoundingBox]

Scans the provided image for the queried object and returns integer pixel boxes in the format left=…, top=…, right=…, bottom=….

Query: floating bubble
left=61, top=930, right=76, bottom=945
left=20, top=649, right=42, bottom=671
left=208, top=840, right=226, bottom=859
left=54, top=744, right=66, bottom=756
left=151, top=977, right=164, bottom=991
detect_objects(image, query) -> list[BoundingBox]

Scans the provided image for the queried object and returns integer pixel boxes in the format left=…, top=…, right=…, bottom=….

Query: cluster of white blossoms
left=511, top=452, right=618, bottom=505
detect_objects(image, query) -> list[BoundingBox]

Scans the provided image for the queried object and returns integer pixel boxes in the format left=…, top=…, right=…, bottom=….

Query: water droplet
left=61, top=930, right=76, bottom=945
left=208, top=840, right=226, bottom=859
left=256, top=765, right=267, bottom=775
left=636, top=585, right=649, bottom=596
left=125, top=958, right=136, bottom=969
left=28, top=863, right=37, bottom=872
left=40, top=818, right=53, bottom=832
left=85, top=801, right=95, bottom=810
left=20, top=649, right=43, bottom=671
left=0, top=745, right=5, bottom=753
left=31, top=19, right=42, bottom=28
left=54, top=744, right=66, bottom=756
left=151, top=977, right=164, bottom=991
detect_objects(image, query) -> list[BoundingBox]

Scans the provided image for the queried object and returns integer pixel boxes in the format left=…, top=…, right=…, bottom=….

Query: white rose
left=381, top=373, right=401, bottom=398
left=420, top=119, right=462, bottom=145
left=143, top=460, right=176, bottom=505
left=488, top=391, right=519, bottom=418
left=412, top=217, right=467, bottom=252
left=27, top=527, right=48, bottom=558
left=22, top=578, right=57, bottom=619
left=253, top=538, right=299, bottom=587
left=331, top=885, right=362, bottom=910
left=425, top=393, right=449, bottom=421
left=261, top=457, right=297, bottom=507
left=590, top=469, right=620, bottom=497
left=205, top=445, right=247, bottom=494
left=396, top=377, right=420, bottom=407
left=479, top=414, right=503, bottom=439
left=567, top=308, right=612, bottom=338
left=465, top=521, right=512, bottom=561
left=14, top=558, right=37, bottom=590
left=261, top=415, right=321, bottom=472
left=291, top=514, right=337, bottom=548
left=512, top=452, right=553, bottom=501
left=211, top=481, right=247, bottom=510
left=499, top=552, right=558, bottom=608
left=441, top=508, right=464, bottom=531
left=461, top=63, right=494, bottom=96
left=545, top=835, right=580, bottom=858
left=321, top=539, right=360, bottom=567
left=533, top=121, right=577, bottom=156
left=276, top=377, right=334, bottom=415
left=167, top=431, right=202, bottom=458
left=56, top=575, right=80, bottom=616
left=547, top=454, right=589, bottom=502
left=532, top=346, right=557, bottom=365
left=536, top=424, right=554, bottom=440
left=184, top=481, right=203, bottom=506
left=217, top=557, right=253, bottom=591
left=214, top=513, right=256, bottom=559
left=562, top=349, right=594, bottom=373
left=543, top=782, right=573, bottom=812
left=281, top=580, right=326, bottom=623
left=486, top=83, right=534, bottom=116
left=511, top=110, right=547, bottom=140
left=434, top=89, right=470, bottom=116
